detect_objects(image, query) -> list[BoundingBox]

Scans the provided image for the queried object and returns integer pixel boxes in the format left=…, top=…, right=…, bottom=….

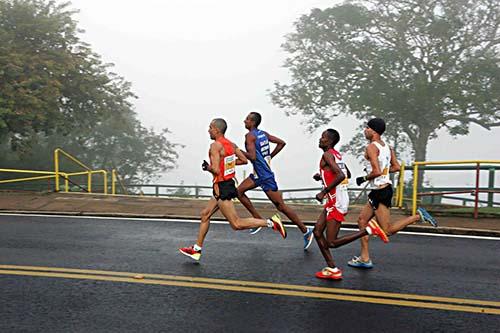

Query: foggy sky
left=69, top=0, right=499, bottom=191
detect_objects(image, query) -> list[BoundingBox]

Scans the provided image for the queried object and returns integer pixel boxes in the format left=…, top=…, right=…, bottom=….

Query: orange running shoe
left=179, top=245, right=201, bottom=261
left=270, top=214, right=287, bottom=239
left=368, top=220, right=389, bottom=243
left=315, top=267, right=343, bottom=280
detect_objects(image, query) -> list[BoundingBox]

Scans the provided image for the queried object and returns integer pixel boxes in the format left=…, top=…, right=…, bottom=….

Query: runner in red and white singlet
left=312, top=129, right=388, bottom=280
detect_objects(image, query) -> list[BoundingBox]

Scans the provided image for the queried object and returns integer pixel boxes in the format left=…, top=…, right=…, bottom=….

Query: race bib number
left=224, top=154, right=236, bottom=176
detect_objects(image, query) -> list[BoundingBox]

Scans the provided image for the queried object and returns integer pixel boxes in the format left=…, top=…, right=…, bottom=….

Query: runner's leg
left=374, top=204, right=420, bottom=235
left=313, top=210, right=339, bottom=268
left=196, top=198, right=219, bottom=247
left=266, top=190, right=308, bottom=233
left=236, top=177, right=262, bottom=219
left=358, top=203, right=375, bottom=262
left=217, top=200, right=268, bottom=230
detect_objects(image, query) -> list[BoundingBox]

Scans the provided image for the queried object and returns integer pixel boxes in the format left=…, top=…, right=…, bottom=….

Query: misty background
left=55, top=0, right=500, bottom=190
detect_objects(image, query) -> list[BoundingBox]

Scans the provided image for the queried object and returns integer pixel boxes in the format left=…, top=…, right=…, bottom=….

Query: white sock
left=193, top=244, right=202, bottom=251
left=327, top=267, right=340, bottom=273
left=365, top=226, right=373, bottom=235
left=266, top=219, right=273, bottom=228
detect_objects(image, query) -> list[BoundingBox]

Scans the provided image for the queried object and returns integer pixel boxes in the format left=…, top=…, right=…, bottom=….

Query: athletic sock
left=326, top=267, right=340, bottom=273
left=266, top=219, right=273, bottom=228
left=193, top=244, right=202, bottom=251
left=365, top=226, right=373, bottom=235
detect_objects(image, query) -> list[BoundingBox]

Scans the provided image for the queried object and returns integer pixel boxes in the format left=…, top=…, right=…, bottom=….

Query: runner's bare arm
left=243, top=132, right=257, bottom=161
left=316, top=151, right=345, bottom=202
left=389, top=147, right=400, bottom=173
left=233, top=144, right=248, bottom=165
left=265, top=132, right=286, bottom=158
left=321, top=152, right=346, bottom=193
left=345, top=165, right=352, bottom=179
left=206, top=142, right=221, bottom=176
left=365, top=143, right=382, bottom=180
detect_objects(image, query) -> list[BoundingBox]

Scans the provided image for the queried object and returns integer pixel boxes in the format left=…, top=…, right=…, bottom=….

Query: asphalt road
left=0, top=214, right=499, bottom=332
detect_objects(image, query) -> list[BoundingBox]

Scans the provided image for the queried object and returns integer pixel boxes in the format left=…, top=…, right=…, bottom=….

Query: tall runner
left=179, top=118, right=286, bottom=261
left=348, top=118, right=438, bottom=269
left=312, top=129, right=388, bottom=280
left=236, top=112, right=314, bottom=250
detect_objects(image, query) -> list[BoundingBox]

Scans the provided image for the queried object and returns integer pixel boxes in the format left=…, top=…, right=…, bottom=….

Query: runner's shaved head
left=212, top=118, right=227, bottom=134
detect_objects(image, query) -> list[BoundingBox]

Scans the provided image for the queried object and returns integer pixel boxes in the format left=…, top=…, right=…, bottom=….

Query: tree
left=271, top=0, right=500, bottom=169
left=0, top=0, right=180, bottom=182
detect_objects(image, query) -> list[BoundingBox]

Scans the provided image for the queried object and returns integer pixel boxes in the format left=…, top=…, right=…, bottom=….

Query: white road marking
left=0, top=212, right=498, bottom=240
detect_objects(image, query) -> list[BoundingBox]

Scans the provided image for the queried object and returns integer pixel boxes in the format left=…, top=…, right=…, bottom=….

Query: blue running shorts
left=250, top=174, right=278, bottom=192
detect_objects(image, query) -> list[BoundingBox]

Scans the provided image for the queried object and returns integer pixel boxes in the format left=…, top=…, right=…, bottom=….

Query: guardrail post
left=103, top=171, right=108, bottom=195
left=112, top=170, right=116, bottom=195
left=195, top=186, right=200, bottom=198
left=155, top=186, right=159, bottom=197
left=87, top=171, right=92, bottom=193
left=63, top=173, right=69, bottom=192
left=412, top=164, right=418, bottom=215
left=488, top=168, right=495, bottom=207
left=474, top=163, right=480, bottom=219
left=54, top=149, right=59, bottom=192
left=398, top=162, right=405, bottom=208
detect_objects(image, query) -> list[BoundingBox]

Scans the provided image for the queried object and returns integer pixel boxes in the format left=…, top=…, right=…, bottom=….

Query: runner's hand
left=202, top=160, right=209, bottom=171
left=356, top=176, right=367, bottom=186
left=315, top=190, right=326, bottom=203
left=313, top=173, right=321, bottom=181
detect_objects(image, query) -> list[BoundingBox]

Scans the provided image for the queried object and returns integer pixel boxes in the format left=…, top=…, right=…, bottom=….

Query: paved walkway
left=0, top=191, right=499, bottom=236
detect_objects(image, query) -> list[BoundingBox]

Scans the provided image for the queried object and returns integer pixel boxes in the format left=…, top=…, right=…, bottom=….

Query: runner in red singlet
left=179, top=118, right=286, bottom=262
left=312, top=129, right=389, bottom=280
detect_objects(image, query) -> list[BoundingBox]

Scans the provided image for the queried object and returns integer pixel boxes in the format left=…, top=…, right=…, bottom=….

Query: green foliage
left=271, top=0, right=500, bottom=162
left=0, top=0, right=180, bottom=182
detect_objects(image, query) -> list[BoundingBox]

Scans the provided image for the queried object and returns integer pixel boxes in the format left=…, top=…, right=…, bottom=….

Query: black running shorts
left=368, top=184, right=393, bottom=209
left=213, top=179, right=238, bottom=201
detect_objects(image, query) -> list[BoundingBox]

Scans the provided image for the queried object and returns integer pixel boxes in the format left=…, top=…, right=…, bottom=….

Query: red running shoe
left=368, top=220, right=389, bottom=243
left=179, top=245, right=201, bottom=261
left=315, top=267, right=343, bottom=280
left=270, top=214, right=287, bottom=239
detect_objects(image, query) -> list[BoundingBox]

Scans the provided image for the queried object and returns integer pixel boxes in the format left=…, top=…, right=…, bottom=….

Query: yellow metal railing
left=111, top=169, right=128, bottom=195
left=0, top=169, right=69, bottom=192
left=412, top=160, right=500, bottom=217
left=393, top=162, right=405, bottom=208
left=54, top=148, right=108, bottom=194
left=64, top=170, right=108, bottom=194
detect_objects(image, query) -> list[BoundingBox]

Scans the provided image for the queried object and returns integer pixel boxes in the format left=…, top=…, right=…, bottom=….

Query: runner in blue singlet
left=237, top=112, right=314, bottom=250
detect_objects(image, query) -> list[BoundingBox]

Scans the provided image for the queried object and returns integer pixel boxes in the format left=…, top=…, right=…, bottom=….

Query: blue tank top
left=251, top=129, right=274, bottom=180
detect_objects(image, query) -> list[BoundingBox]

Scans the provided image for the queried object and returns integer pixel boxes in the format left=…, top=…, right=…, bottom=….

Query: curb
left=1, top=209, right=499, bottom=238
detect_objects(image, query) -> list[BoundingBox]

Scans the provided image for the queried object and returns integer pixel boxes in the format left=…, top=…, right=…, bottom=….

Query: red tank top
left=320, top=148, right=348, bottom=195
left=213, top=137, right=236, bottom=183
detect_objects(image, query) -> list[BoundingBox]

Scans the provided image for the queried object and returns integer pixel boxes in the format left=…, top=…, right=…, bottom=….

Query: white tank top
left=365, top=141, right=391, bottom=189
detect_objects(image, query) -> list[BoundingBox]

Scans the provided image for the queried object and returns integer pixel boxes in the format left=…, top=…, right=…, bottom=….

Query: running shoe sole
left=249, top=227, right=262, bottom=235
left=315, top=270, right=342, bottom=280
left=271, top=215, right=287, bottom=239
left=179, top=249, right=201, bottom=261
left=347, top=256, right=373, bottom=269
left=304, top=228, right=314, bottom=250
left=368, top=219, right=389, bottom=243
left=417, top=207, right=438, bottom=227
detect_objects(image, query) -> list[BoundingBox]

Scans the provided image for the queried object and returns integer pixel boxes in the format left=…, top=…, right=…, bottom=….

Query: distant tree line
left=0, top=0, right=180, bottom=184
